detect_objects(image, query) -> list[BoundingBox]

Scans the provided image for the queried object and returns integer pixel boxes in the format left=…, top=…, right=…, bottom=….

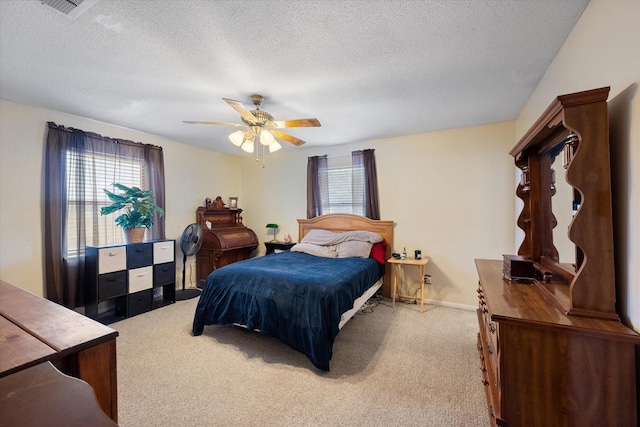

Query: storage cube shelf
left=85, top=240, right=176, bottom=324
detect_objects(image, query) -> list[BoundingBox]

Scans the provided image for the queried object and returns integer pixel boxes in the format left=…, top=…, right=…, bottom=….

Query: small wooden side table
left=387, top=257, right=429, bottom=312
left=265, top=241, right=296, bottom=255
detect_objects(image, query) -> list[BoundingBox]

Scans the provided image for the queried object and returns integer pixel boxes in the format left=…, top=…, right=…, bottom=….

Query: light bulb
left=268, top=141, right=282, bottom=153
left=229, top=130, right=244, bottom=146
left=259, top=129, right=275, bottom=145
left=241, top=138, right=255, bottom=153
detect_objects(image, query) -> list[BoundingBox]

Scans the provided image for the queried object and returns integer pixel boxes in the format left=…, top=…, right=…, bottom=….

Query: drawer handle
left=136, top=273, right=148, bottom=277
left=108, top=252, right=118, bottom=257
left=106, top=278, right=117, bottom=283
left=159, top=246, right=169, bottom=250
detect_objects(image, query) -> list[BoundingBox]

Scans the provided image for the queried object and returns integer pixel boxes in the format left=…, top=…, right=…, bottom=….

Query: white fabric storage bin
left=128, top=266, right=153, bottom=293
left=98, top=246, right=126, bottom=274
left=153, top=241, right=174, bottom=264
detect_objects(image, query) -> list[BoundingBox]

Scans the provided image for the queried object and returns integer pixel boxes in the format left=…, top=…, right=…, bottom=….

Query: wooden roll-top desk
left=195, top=207, right=258, bottom=287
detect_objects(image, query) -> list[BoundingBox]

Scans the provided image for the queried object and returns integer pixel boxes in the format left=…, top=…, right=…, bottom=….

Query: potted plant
left=100, top=184, right=164, bottom=244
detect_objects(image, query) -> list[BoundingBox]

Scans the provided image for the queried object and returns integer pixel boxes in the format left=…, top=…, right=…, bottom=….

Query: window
left=65, top=149, right=146, bottom=256
left=319, top=157, right=365, bottom=215
left=307, top=149, right=379, bottom=219
left=44, top=122, right=165, bottom=308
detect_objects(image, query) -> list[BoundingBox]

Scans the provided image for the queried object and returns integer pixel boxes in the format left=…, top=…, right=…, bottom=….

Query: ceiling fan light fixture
left=185, top=94, right=320, bottom=165
left=241, top=138, right=255, bottom=153
left=229, top=130, right=245, bottom=146
left=259, top=129, right=275, bottom=145
left=268, top=141, right=282, bottom=153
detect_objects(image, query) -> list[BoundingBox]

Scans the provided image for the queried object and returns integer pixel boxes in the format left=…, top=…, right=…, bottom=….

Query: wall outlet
left=424, top=274, right=431, bottom=284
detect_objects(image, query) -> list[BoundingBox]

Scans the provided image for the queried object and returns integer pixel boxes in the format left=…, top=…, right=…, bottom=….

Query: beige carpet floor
left=112, top=297, right=488, bottom=426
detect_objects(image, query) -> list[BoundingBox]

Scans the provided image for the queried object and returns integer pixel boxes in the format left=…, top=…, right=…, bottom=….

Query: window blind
left=320, top=163, right=365, bottom=215
left=65, top=149, right=146, bottom=255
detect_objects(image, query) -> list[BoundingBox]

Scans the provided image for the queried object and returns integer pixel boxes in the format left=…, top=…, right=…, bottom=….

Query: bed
left=191, top=214, right=394, bottom=371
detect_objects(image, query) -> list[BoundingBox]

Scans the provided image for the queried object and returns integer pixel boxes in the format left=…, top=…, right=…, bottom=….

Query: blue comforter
left=192, top=251, right=381, bottom=371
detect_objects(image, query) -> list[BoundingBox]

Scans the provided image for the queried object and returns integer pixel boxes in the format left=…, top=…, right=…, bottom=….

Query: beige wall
left=242, top=121, right=516, bottom=309
left=0, top=99, right=243, bottom=296
left=515, top=0, right=640, bottom=331
left=1, top=98, right=515, bottom=309
left=1, top=0, right=636, bottom=320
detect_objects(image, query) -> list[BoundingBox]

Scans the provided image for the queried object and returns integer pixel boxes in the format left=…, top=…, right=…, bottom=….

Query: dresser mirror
left=511, top=87, right=618, bottom=320
left=515, top=128, right=579, bottom=283
left=551, top=144, right=579, bottom=268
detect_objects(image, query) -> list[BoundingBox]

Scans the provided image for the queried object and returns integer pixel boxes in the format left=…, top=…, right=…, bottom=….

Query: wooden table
left=0, top=280, right=118, bottom=422
left=0, top=361, right=117, bottom=427
left=387, top=257, right=429, bottom=312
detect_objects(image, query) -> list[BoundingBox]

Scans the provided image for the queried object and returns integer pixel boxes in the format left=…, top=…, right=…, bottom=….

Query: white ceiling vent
left=41, top=0, right=98, bottom=19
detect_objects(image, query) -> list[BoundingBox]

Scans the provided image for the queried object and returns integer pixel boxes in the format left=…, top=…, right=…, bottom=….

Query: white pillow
left=336, top=240, right=374, bottom=258
left=290, top=242, right=337, bottom=258
left=339, top=230, right=383, bottom=243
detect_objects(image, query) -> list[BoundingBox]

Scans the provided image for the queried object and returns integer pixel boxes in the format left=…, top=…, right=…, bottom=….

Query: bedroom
left=0, top=0, right=638, bottom=425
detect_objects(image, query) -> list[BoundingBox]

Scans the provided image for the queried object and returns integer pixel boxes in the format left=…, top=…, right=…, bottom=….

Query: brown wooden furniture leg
left=76, top=340, right=118, bottom=423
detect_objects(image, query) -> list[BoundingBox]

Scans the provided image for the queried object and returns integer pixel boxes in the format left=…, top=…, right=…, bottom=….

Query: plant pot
left=124, top=227, right=146, bottom=244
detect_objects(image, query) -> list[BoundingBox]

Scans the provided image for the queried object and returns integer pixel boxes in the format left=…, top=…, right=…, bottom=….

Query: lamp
left=229, top=128, right=281, bottom=159
left=229, top=130, right=245, bottom=146
left=260, top=129, right=275, bottom=145
left=266, top=223, right=279, bottom=242
left=268, top=141, right=282, bottom=153
left=241, top=140, right=255, bottom=153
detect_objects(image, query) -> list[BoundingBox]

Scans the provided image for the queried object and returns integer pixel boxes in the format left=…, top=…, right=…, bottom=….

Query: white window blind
left=65, top=149, right=146, bottom=256
left=320, top=157, right=365, bottom=215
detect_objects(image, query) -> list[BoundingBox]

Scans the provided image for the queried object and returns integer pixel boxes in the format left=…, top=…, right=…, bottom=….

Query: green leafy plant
left=100, top=184, right=164, bottom=229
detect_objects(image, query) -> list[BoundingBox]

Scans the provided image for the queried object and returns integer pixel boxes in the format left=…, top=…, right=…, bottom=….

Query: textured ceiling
left=0, top=0, right=589, bottom=155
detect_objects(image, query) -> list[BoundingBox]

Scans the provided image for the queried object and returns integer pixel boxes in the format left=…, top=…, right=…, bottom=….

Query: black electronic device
left=502, top=254, right=535, bottom=282
left=392, top=253, right=401, bottom=259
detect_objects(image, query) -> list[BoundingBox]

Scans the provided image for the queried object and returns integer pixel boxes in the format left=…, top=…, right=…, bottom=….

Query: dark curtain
left=44, top=122, right=165, bottom=307
left=352, top=149, right=380, bottom=219
left=306, top=155, right=328, bottom=218
left=145, top=144, right=166, bottom=241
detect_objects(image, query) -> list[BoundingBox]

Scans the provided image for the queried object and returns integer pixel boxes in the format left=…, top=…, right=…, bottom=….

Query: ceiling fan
left=184, top=94, right=321, bottom=154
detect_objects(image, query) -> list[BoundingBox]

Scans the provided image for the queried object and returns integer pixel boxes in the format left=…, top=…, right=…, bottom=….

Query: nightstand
left=387, top=257, right=429, bottom=312
left=264, top=241, right=296, bottom=255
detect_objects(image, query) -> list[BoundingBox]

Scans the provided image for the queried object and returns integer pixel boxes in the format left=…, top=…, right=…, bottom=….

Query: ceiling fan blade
left=183, top=120, right=245, bottom=127
left=271, top=129, right=306, bottom=146
left=267, top=118, right=321, bottom=128
left=223, top=98, right=258, bottom=123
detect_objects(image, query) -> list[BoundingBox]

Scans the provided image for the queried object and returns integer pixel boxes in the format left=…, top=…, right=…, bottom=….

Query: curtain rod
left=47, top=122, right=162, bottom=150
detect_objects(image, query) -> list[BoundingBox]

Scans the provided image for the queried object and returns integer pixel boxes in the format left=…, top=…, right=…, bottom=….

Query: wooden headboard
left=297, top=214, right=394, bottom=297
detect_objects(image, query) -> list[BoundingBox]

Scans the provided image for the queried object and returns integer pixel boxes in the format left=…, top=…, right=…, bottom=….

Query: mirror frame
left=510, top=87, right=618, bottom=321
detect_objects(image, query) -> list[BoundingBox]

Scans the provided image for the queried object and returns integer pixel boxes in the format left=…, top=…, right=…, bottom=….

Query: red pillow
left=370, top=241, right=387, bottom=264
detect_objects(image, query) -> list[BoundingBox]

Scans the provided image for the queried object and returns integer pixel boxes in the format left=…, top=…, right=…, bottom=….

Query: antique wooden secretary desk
left=195, top=206, right=258, bottom=287
left=475, top=87, right=640, bottom=426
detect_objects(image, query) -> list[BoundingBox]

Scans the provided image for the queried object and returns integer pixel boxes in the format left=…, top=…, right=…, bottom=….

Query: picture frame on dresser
left=229, top=197, right=238, bottom=209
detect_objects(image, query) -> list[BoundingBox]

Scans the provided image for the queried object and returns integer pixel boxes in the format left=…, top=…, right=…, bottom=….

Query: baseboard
left=377, top=294, right=477, bottom=312
left=423, top=298, right=476, bottom=312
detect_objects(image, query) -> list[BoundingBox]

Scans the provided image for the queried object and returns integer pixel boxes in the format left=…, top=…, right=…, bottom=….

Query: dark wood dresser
left=476, top=260, right=638, bottom=426
left=195, top=207, right=258, bottom=286
left=476, top=87, right=639, bottom=426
